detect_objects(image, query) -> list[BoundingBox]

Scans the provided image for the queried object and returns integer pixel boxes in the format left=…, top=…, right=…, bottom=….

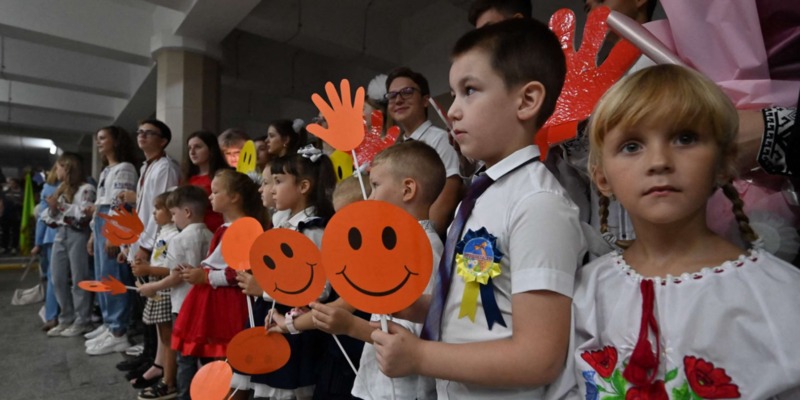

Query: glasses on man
left=384, top=87, right=418, bottom=102
left=136, top=129, right=162, bottom=138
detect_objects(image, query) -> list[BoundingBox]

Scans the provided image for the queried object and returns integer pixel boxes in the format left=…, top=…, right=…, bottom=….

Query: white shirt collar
left=179, top=222, right=207, bottom=233
left=407, top=120, right=433, bottom=141
left=277, top=207, right=317, bottom=229
left=484, top=145, right=541, bottom=181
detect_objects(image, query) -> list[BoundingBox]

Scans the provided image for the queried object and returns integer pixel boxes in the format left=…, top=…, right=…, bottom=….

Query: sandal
left=131, top=364, right=163, bottom=389
left=138, top=380, right=176, bottom=400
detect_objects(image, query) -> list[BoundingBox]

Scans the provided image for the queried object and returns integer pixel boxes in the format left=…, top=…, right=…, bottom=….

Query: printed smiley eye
left=280, top=243, right=293, bottom=258
left=348, top=227, right=362, bottom=250
left=382, top=226, right=397, bottom=250
left=263, top=255, right=276, bottom=270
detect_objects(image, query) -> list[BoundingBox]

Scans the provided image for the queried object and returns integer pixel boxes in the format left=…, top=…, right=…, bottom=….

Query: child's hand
left=137, top=282, right=158, bottom=298
left=371, top=321, right=421, bottom=378
left=181, top=266, right=208, bottom=285
left=266, top=309, right=288, bottom=333
left=306, top=79, right=365, bottom=151
left=236, top=271, right=264, bottom=297
left=309, top=301, right=354, bottom=336
left=131, top=260, right=151, bottom=277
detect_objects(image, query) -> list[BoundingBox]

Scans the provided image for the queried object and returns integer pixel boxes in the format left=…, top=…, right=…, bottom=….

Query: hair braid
left=721, top=182, right=759, bottom=246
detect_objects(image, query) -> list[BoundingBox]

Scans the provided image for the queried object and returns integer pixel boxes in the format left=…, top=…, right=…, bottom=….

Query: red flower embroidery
left=625, top=380, right=668, bottom=400
left=684, top=356, right=741, bottom=398
left=581, top=346, right=617, bottom=378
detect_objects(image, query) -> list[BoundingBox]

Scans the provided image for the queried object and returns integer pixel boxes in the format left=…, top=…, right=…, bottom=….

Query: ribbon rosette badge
left=455, top=228, right=505, bottom=328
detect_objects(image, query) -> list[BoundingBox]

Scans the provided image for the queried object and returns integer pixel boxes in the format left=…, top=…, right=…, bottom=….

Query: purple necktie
left=421, top=174, right=494, bottom=341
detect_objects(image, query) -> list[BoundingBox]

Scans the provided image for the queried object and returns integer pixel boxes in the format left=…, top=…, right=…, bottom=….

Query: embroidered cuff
left=208, top=269, right=229, bottom=288
left=758, top=106, right=798, bottom=176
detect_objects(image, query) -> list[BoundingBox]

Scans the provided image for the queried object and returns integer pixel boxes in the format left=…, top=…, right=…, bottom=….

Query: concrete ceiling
left=0, top=0, right=583, bottom=177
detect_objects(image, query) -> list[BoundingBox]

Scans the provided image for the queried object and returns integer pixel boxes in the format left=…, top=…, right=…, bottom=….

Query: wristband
left=285, top=307, right=307, bottom=335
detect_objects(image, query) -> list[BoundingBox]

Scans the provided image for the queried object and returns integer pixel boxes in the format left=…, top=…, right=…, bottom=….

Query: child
left=286, top=141, right=446, bottom=400
left=127, top=192, right=178, bottom=395
left=371, top=18, right=587, bottom=399
left=135, top=185, right=213, bottom=400
left=552, top=65, right=800, bottom=399
left=171, top=170, right=266, bottom=399
left=31, top=162, right=60, bottom=331
left=249, top=146, right=336, bottom=400
left=218, top=128, right=250, bottom=168
left=45, top=152, right=98, bottom=338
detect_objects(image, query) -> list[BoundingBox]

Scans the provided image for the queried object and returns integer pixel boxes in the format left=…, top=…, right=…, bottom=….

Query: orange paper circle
left=249, top=229, right=326, bottom=307
left=227, top=327, right=291, bottom=374
left=190, top=361, right=232, bottom=400
left=222, top=217, right=264, bottom=271
left=78, top=280, right=111, bottom=293
left=322, top=200, right=433, bottom=314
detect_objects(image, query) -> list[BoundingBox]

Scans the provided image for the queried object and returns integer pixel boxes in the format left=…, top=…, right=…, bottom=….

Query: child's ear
left=298, top=179, right=312, bottom=195
left=183, top=207, right=192, bottom=219
left=401, top=178, right=417, bottom=202
left=516, top=81, right=545, bottom=123
left=591, top=165, right=614, bottom=198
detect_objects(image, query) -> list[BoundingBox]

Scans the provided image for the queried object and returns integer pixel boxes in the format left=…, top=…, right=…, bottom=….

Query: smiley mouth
left=337, top=265, right=418, bottom=297
left=274, top=262, right=316, bottom=295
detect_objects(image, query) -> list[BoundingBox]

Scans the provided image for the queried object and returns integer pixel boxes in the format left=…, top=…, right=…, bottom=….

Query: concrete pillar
left=154, top=49, right=220, bottom=163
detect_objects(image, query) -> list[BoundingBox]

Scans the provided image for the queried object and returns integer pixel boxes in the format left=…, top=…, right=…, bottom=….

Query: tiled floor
left=0, top=266, right=140, bottom=400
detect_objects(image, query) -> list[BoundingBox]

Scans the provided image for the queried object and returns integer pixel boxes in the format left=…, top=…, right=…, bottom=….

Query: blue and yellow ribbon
left=454, top=228, right=506, bottom=329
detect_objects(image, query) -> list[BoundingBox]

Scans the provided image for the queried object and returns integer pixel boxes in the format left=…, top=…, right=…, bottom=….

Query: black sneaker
left=117, top=355, right=150, bottom=371
left=138, top=381, right=176, bottom=400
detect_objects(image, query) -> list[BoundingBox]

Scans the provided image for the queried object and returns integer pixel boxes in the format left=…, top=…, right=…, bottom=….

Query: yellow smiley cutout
left=236, top=140, right=257, bottom=174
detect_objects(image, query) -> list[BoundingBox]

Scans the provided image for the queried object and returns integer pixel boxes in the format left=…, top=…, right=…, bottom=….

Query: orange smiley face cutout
left=322, top=200, right=433, bottom=315
left=227, top=327, right=291, bottom=374
left=249, top=228, right=326, bottom=307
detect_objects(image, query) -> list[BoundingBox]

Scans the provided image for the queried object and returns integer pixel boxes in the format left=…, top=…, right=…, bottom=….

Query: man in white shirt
left=386, top=67, right=462, bottom=237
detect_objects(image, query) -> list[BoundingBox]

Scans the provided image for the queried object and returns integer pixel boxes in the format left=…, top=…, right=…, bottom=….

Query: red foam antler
left=537, top=6, right=641, bottom=159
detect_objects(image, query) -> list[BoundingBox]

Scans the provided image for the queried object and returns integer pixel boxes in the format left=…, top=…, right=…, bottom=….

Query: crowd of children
left=29, top=0, right=800, bottom=399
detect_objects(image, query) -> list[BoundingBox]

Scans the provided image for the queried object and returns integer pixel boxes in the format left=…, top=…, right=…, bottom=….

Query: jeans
left=51, top=226, right=91, bottom=326
left=93, top=206, right=134, bottom=335
left=38, top=243, right=59, bottom=322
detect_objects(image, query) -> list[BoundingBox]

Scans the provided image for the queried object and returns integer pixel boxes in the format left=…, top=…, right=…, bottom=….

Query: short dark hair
left=452, top=18, right=566, bottom=129
left=386, top=67, right=431, bottom=98
left=468, top=0, right=532, bottom=26
left=372, top=141, right=446, bottom=206
left=138, top=119, right=172, bottom=147
left=270, top=119, right=304, bottom=156
left=167, top=185, right=209, bottom=217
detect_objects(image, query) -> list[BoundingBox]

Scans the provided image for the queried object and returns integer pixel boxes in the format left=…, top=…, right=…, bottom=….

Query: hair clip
left=297, top=144, right=323, bottom=162
left=367, top=74, right=388, bottom=105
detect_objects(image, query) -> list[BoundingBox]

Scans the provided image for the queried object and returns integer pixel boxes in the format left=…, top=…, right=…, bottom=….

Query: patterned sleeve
left=758, top=106, right=798, bottom=176
left=111, top=162, right=138, bottom=205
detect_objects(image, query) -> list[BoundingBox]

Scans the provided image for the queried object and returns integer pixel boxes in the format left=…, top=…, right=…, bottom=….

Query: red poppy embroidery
left=684, top=356, right=741, bottom=398
left=581, top=346, right=618, bottom=378
left=625, top=380, right=668, bottom=400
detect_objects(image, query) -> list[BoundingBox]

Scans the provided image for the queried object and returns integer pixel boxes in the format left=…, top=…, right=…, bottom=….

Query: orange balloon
left=222, top=217, right=264, bottom=271
left=322, top=200, right=433, bottom=314
left=78, top=280, right=111, bottom=293
left=227, top=327, right=291, bottom=374
left=249, top=229, right=326, bottom=307
left=191, top=361, right=232, bottom=400
left=100, top=207, right=144, bottom=246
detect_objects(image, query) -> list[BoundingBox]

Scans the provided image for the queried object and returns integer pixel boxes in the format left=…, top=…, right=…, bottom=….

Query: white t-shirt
left=352, top=220, right=443, bottom=400
left=96, top=162, right=138, bottom=206
left=150, top=223, right=178, bottom=268
left=546, top=248, right=800, bottom=399
left=129, top=154, right=180, bottom=262
left=404, top=120, right=460, bottom=178
left=165, top=222, right=212, bottom=312
left=437, top=145, right=586, bottom=400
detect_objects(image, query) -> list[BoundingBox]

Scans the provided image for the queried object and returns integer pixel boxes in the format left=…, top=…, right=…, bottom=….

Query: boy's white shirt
left=352, top=219, right=443, bottom=400
left=165, top=222, right=213, bottom=312
left=437, top=145, right=587, bottom=400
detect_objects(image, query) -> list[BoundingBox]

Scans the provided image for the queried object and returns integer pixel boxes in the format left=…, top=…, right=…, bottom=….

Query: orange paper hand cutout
left=322, top=200, right=433, bottom=315
left=100, top=207, right=144, bottom=246
left=354, top=110, right=400, bottom=166
left=222, top=217, right=264, bottom=271
left=227, top=327, right=291, bottom=374
left=103, top=275, right=127, bottom=295
left=191, top=361, right=232, bottom=400
left=537, top=6, right=641, bottom=159
left=307, top=80, right=366, bottom=152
